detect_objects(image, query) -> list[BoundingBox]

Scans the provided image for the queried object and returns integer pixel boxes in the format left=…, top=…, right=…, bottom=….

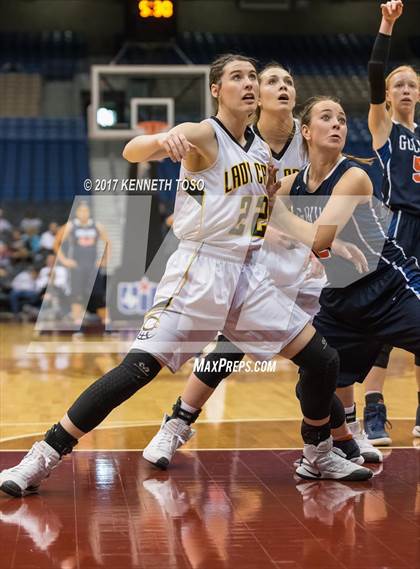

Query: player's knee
left=292, top=332, right=339, bottom=419
left=67, top=351, right=161, bottom=433
left=293, top=332, right=339, bottom=391
left=120, top=350, right=162, bottom=383
left=195, top=335, right=244, bottom=388
left=196, top=350, right=244, bottom=388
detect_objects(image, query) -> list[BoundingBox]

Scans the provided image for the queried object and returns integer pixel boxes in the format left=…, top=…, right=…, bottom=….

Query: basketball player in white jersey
left=0, top=55, right=371, bottom=498
left=143, top=63, right=379, bottom=471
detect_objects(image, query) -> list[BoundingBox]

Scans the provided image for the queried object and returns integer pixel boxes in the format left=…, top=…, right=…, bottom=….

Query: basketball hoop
left=136, top=120, right=170, bottom=134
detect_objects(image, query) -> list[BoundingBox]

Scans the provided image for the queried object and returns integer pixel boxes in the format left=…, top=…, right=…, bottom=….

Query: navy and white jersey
left=289, top=157, right=414, bottom=290
left=376, top=121, right=420, bottom=216
left=68, top=218, right=99, bottom=266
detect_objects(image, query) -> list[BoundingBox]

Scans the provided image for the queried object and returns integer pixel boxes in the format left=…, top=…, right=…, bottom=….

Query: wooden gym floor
left=0, top=323, right=419, bottom=569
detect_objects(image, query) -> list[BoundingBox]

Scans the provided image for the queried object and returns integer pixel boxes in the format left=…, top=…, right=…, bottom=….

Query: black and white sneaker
left=294, top=436, right=364, bottom=467
left=295, top=437, right=373, bottom=481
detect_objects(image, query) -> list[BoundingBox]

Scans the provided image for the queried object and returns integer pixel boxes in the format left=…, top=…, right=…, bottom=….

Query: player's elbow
left=122, top=144, right=137, bottom=163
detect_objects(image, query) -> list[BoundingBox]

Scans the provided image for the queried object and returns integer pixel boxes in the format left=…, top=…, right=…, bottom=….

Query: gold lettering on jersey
left=283, top=168, right=300, bottom=176
left=254, top=163, right=268, bottom=184
left=224, top=161, right=267, bottom=193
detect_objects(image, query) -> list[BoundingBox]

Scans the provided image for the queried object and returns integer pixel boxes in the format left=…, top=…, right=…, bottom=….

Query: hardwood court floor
left=0, top=323, right=418, bottom=448
left=0, top=323, right=419, bottom=569
left=0, top=449, right=419, bottom=569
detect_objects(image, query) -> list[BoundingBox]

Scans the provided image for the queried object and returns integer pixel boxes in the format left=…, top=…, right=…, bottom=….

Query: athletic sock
left=344, top=404, right=356, bottom=423
left=180, top=399, right=199, bottom=414
left=169, top=396, right=201, bottom=425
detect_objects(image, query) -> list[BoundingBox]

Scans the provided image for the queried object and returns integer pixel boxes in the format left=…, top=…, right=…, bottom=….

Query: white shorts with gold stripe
left=130, top=240, right=310, bottom=371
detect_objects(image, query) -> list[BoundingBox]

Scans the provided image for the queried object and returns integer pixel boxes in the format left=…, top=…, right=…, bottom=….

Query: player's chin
left=398, top=100, right=414, bottom=110
left=326, top=137, right=344, bottom=149
left=242, top=104, right=257, bottom=114
left=277, top=100, right=292, bottom=111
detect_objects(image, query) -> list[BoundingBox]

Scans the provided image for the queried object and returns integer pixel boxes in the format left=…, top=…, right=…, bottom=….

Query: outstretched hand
left=332, top=239, right=369, bottom=274
left=158, top=132, right=196, bottom=163
left=380, top=1, right=403, bottom=24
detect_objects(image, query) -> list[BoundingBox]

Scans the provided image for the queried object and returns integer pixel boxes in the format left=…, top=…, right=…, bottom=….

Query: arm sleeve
left=368, top=33, right=391, bottom=105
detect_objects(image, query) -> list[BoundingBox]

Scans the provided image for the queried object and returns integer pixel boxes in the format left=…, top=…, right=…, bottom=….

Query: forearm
left=368, top=32, right=391, bottom=105
left=271, top=204, right=337, bottom=254
left=379, top=18, right=395, bottom=36
left=122, top=133, right=166, bottom=163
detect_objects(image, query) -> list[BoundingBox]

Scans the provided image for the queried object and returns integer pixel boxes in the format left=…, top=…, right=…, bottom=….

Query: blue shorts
left=388, top=209, right=420, bottom=264
left=314, top=260, right=420, bottom=387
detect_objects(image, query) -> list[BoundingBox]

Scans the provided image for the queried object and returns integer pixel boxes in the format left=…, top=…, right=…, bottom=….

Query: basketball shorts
left=373, top=208, right=420, bottom=366
left=388, top=209, right=420, bottom=263
left=314, top=260, right=420, bottom=387
left=130, top=240, right=310, bottom=371
left=258, top=240, right=325, bottom=320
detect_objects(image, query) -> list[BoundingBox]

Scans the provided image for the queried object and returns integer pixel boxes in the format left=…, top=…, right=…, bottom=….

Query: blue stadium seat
left=0, top=118, right=89, bottom=202
left=0, top=31, right=86, bottom=78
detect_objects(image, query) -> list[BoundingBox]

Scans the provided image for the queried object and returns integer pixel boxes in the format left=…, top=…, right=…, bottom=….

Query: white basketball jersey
left=253, top=119, right=313, bottom=288
left=173, top=117, right=271, bottom=252
left=252, top=118, right=307, bottom=176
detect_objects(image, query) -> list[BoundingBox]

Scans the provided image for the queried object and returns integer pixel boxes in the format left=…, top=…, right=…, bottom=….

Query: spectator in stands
left=0, top=241, right=11, bottom=272
left=0, top=209, right=12, bottom=236
left=40, top=222, right=59, bottom=253
left=20, top=209, right=42, bottom=235
left=25, top=227, right=42, bottom=257
left=9, top=229, right=31, bottom=263
left=9, top=266, right=41, bottom=319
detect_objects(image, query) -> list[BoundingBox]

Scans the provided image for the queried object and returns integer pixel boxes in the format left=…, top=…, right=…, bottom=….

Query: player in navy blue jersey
left=360, top=1, right=420, bottom=444
left=275, top=95, right=420, bottom=477
left=55, top=201, right=110, bottom=330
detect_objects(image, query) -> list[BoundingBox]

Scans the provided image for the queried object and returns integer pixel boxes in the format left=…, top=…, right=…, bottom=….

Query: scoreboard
left=138, top=1, right=174, bottom=19
left=126, top=0, right=177, bottom=40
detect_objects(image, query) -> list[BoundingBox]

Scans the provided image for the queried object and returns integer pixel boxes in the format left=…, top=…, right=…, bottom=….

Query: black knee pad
left=195, top=335, right=245, bottom=389
left=374, top=344, right=392, bottom=369
left=67, top=350, right=161, bottom=433
left=415, top=355, right=420, bottom=367
left=292, top=332, right=339, bottom=420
